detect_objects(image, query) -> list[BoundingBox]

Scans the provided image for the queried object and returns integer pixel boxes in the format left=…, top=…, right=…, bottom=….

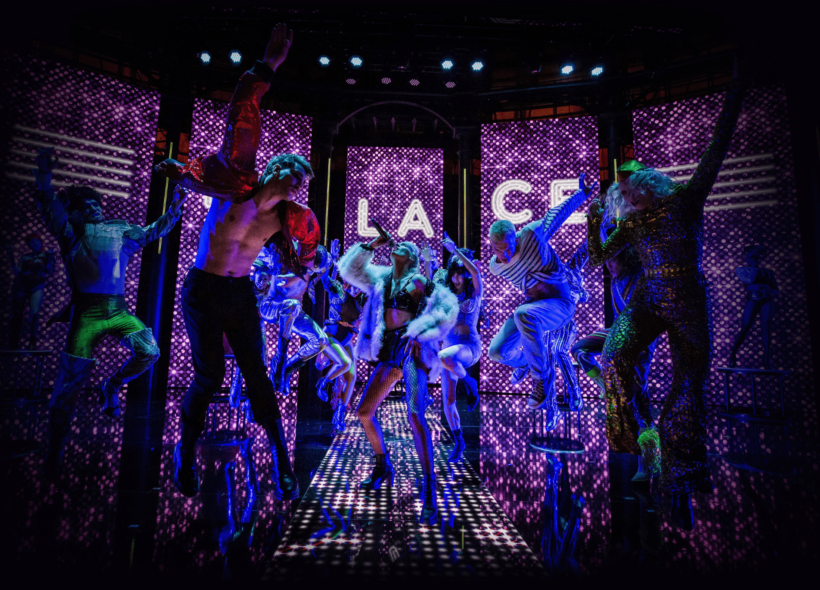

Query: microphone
left=369, top=218, right=395, bottom=246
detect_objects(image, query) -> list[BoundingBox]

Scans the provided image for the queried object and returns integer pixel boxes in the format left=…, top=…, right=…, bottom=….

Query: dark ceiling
left=0, top=1, right=808, bottom=132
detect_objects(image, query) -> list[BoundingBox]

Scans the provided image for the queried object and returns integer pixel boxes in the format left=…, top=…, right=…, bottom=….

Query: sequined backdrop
left=166, top=97, right=313, bottom=390
left=1, top=54, right=160, bottom=381
left=631, top=87, right=816, bottom=450
left=1, top=53, right=159, bottom=565
left=479, top=116, right=601, bottom=395
left=343, top=146, right=445, bottom=380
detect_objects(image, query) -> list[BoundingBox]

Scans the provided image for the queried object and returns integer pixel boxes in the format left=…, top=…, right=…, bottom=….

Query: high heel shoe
left=419, top=474, right=438, bottom=524
left=448, top=429, right=466, bottom=462
left=360, top=452, right=394, bottom=490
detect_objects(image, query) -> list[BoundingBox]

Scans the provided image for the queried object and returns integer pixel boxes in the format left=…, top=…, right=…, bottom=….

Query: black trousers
left=181, top=267, right=280, bottom=432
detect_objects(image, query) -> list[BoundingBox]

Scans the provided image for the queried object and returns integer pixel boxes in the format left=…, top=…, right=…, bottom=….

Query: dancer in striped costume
left=488, top=174, right=597, bottom=429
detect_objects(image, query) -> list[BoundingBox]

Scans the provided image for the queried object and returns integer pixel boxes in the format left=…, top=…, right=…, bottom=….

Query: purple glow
left=1, top=55, right=159, bottom=386
left=167, top=98, right=313, bottom=391
left=344, top=146, right=444, bottom=381
left=632, top=88, right=816, bottom=429
left=480, top=116, right=600, bottom=395
left=1, top=53, right=159, bottom=558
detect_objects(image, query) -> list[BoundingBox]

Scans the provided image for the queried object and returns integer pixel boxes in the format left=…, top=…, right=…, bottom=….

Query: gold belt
left=644, top=265, right=702, bottom=279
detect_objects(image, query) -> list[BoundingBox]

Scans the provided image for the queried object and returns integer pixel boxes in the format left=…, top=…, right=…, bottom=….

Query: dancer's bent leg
left=601, top=296, right=664, bottom=455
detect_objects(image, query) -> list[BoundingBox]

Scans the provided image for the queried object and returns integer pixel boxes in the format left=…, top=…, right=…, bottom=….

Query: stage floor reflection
left=1, top=390, right=817, bottom=581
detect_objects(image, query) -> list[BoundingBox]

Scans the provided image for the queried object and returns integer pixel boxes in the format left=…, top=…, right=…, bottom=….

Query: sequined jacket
left=155, top=60, right=320, bottom=274
left=338, top=243, right=458, bottom=380
left=588, top=87, right=745, bottom=275
left=35, top=189, right=181, bottom=296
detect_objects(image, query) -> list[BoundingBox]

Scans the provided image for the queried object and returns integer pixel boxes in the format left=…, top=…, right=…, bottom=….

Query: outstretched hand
left=35, top=147, right=58, bottom=174
left=441, top=232, right=456, bottom=254
left=420, top=239, right=433, bottom=260
left=330, top=238, right=340, bottom=261
left=579, top=172, right=598, bottom=199
left=264, top=23, right=293, bottom=72
left=169, top=185, right=189, bottom=214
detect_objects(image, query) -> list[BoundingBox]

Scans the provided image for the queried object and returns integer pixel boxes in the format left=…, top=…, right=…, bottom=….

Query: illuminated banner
left=344, top=146, right=443, bottom=255
left=480, top=117, right=600, bottom=395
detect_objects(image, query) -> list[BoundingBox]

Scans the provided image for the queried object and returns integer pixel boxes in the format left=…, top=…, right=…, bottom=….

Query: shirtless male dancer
left=155, top=24, right=319, bottom=500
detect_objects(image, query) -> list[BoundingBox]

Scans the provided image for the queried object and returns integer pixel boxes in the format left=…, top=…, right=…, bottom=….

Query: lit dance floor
left=2, top=386, right=817, bottom=581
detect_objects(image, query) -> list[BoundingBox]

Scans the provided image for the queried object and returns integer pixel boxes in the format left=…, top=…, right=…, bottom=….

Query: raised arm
left=442, top=232, right=483, bottom=298
left=535, top=173, right=598, bottom=241
left=31, top=149, right=77, bottom=253
left=587, top=200, right=629, bottom=267
left=154, top=24, right=294, bottom=202
left=337, top=239, right=391, bottom=292
left=136, top=186, right=188, bottom=245
left=685, top=86, right=745, bottom=205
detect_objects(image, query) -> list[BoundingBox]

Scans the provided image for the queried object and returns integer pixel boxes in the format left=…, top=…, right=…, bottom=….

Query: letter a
left=397, top=199, right=434, bottom=238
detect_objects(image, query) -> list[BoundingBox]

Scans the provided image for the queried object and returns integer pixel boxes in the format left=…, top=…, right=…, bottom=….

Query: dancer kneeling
left=338, top=234, right=457, bottom=524
left=438, top=233, right=483, bottom=462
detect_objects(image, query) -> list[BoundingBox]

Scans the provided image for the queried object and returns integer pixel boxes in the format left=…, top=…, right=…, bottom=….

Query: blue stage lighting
left=591, top=66, right=604, bottom=76
left=441, top=59, right=454, bottom=70
left=349, top=56, right=363, bottom=68
left=229, top=50, right=242, bottom=66
left=198, top=51, right=212, bottom=65
left=471, top=60, right=484, bottom=72
left=561, top=64, right=574, bottom=75
left=318, top=56, right=331, bottom=67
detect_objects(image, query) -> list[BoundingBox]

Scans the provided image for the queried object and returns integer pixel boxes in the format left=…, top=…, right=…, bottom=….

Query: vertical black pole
left=596, top=111, right=634, bottom=328
left=114, top=92, right=193, bottom=567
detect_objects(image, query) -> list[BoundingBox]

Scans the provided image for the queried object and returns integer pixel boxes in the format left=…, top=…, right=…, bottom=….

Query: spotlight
left=445, top=81, right=456, bottom=89
left=409, top=78, right=420, bottom=86
left=346, top=78, right=357, bottom=85
left=318, top=56, right=331, bottom=67
left=441, top=59, right=454, bottom=70
left=471, top=60, right=484, bottom=72
left=591, top=66, right=604, bottom=76
left=560, top=64, right=574, bottom=75
left=197, top=51, right=212, bottom=65
left=229, top=50, right=242, bottom=66
left=349, top=55, right=363, bottom=68
left=381, top=77, right=392, bottom=85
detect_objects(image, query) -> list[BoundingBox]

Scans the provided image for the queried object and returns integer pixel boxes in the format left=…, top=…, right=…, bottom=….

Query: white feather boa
left=338, top=243, right=458, bottom=380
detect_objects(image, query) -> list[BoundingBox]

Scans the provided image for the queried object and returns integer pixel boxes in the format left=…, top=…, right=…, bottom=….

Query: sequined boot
left=462, top=374, right=479, bottom=412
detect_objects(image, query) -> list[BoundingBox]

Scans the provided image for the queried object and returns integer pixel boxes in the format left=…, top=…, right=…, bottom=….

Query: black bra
left=384, top=285, right=420, bottom=315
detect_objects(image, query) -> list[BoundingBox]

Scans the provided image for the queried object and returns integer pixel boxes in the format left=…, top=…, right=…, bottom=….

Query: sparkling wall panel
left=1, top=54, right=160, bottom=386
left=166, top=98, right=313, bottom=390
left=0, top=52, right=159, bottom=563
left=631, top=88, right=816, bottom=448
left=479, top=117, right=600, bottom=395
left=343, top=146, right=444, bottom=382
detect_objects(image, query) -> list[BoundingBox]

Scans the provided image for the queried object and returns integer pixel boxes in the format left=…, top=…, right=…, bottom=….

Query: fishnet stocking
left=356, top=356, right=435, bottom=474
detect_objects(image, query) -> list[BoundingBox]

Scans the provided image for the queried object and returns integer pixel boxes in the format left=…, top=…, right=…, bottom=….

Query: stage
left=2, top=377, right=816, bottom=581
